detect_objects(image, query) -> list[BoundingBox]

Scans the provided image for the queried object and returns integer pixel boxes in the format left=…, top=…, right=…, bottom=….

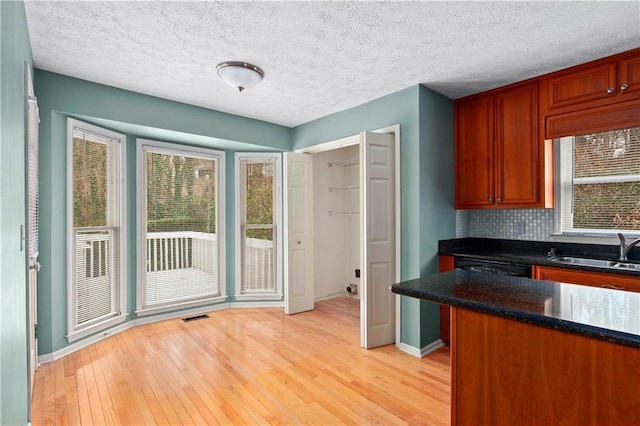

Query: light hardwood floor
left=32, top=297, right=451, bottom=425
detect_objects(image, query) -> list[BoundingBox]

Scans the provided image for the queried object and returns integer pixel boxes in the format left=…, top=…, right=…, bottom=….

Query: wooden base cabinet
left=451, top=308, right=640, bottom=426
left=533, top=265, right=640, bottom=293
left=455, top=82, right=552, bottom=209
left=439, top=256, right=455, bottom=344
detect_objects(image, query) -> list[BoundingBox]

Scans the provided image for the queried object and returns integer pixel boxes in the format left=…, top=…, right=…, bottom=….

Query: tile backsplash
left=456, top=209, right=554, bottom=241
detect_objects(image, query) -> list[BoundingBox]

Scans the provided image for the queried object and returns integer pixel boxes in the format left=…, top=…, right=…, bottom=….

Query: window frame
left=136, top=139, right=226, bottom=316
left=235, top=152, right=282, bottom=301
left=553, top=134, right=640, bottom=242
left=66, top=118, right=127, bottom=342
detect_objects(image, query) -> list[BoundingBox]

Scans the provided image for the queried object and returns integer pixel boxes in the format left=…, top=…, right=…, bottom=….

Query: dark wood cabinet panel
left=534, top=265, right=640, bottom=293
left=619, top=54, right=640, bottom=98
left=452, top=308, right=640, bottom=426
left=540, top=50, right=640, bottom=131
left=496, top=84, right=540, bottom=206
left=455, top=82, right=548, bottom=209
left=541, top=61, right=617, bottom=111
left=439, top=256, right=454, bottom=344
left=545, top=99, right=640, bottom=139
left=455, top=96, right=494, bottom=208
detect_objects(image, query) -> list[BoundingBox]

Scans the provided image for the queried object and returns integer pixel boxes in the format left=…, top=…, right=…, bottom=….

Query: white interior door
left=360, top=131, right=396, bottom=348
left=284, top=152, right=314, bottom=314
left=25, top=66, right=40, bottom=402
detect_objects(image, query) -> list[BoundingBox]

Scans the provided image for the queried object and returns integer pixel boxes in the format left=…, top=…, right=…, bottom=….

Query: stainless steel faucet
left=617, top=233, right=640, bottom=261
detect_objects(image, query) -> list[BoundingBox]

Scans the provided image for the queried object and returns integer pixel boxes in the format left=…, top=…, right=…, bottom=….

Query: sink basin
left=551, top=256, right=640, bottom=271
left=551, top=256, right=618, bottom=268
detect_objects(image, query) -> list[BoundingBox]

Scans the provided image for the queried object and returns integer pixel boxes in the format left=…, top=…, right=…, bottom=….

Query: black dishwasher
left=454, top=258, right=532, bottom=278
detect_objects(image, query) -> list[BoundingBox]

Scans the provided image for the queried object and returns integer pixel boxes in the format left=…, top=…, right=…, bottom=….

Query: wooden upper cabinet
left=541, top=50, right=640, bottom=116
left=455, top=96, right=494, bottom=208
left=496, top=84, right=540, bottom=206
left=455, top=82, right=548, bottom=209
left=541, top=61, right=617, bottom=111
left=619, top=54, right=640, bottom=98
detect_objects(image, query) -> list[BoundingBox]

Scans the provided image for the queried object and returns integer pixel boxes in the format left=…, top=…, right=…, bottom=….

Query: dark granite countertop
left=438, top=237, right=640, bottom=276
left=391, top=270, right=640, bottom=349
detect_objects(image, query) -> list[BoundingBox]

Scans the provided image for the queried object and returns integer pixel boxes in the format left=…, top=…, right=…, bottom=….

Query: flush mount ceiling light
left=216, top=61, right=264, bottom=92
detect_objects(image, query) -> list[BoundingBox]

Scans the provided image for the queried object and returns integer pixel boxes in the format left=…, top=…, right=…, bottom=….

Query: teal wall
left=292, top=85, right=455, bottom=349
left=0, top=1, right=32, bottom=424
left=35, top=66, right=454, bottom=356
left=418, top=85, right=456, bottom=346
left=35, top=70, right=293, bottom=354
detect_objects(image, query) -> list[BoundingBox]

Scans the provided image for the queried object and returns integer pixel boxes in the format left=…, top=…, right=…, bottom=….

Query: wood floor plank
left=32, top=297, right=451, bottom=425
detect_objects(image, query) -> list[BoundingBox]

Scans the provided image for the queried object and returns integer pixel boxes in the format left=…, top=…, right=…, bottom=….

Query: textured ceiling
left=24, top=1, right=640, bottom=128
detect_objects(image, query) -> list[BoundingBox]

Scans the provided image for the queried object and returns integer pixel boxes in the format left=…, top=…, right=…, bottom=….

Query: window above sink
left=554, top=126, right=640, bottom=241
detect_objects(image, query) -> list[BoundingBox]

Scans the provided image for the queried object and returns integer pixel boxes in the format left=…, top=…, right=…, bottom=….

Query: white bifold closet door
left=284, top=131, right=396, bottom=349
left=360, top=131, right=396, bottom=349
left=283, top=152, right=314, bottom=315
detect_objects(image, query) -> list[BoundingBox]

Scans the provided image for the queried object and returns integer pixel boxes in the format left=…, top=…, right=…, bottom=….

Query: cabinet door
left=618, top=54, right=640, bottom=99
left=495, top=83, right=540, bottom=206
left=541, top=61, right=617, bottom=111
left=455, top=96, right=494, bottom=208
left=534, top=266, right=640, bottom=293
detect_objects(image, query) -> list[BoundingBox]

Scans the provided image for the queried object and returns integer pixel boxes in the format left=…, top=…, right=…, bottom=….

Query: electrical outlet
left=514, top=221, right=526, bottom=235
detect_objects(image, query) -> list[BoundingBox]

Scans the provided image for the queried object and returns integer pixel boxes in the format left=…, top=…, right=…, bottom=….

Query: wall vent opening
left=182, top=314, right=210, bottom=322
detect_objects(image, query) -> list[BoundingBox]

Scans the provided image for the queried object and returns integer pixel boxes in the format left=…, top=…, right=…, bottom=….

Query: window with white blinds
left=137, top=140, right=225, bottom=314
left=235, top=154, right=281, bottom=299
left=67, top=119, right=126, bottom=342
left=557, top=126, right=640, bottom=235
left=27, top=96, right=39, bottom=261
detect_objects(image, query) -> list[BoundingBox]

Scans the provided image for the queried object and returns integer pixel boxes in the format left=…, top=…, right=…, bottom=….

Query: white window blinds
left=558, top=127, right=640, bottom=233
left=27, top=96, right=39, bottom=260
left=68, top=119, right=125, bottom=338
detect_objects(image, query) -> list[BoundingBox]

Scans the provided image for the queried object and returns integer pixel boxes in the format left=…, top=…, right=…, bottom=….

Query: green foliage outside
left=244, top=161, right=275, bottom=240
left=73, top=139, right=107, bottom=227
left=146, top=153, right=216, bottom=233
left=573, top=127, right=640, bottom=230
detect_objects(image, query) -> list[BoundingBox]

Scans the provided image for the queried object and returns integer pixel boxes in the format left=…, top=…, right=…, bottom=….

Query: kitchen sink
left=551, top=257, right=618, bottom=268
left=551, top=256, right=640, bottom=271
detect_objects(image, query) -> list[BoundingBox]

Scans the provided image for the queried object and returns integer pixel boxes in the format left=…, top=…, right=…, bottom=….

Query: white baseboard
left=38, top=301, right=284, bottom=364
left=230, top=301, right=284, bottom=308
left=398, top=339, right=445, bottom=358
left=38, top=321, right=134, bottom=364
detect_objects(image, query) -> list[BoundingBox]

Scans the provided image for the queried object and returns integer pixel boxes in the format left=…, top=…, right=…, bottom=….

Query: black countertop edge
left=438, top=237, right=640, bottom=277
left=391, top=271, right=640, bottom=350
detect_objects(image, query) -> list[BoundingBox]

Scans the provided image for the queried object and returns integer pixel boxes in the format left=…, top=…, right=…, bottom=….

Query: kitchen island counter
left=392, top=270, right=640, bottom=425
left=391, top=269, right=640, bottom=349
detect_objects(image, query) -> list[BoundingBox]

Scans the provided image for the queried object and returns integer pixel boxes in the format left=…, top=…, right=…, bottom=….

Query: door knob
left=621, top=83, right=629, bottom=91
left=297, top=241, right=301, bottom=245
left=607, top=87, right=615, bottom=94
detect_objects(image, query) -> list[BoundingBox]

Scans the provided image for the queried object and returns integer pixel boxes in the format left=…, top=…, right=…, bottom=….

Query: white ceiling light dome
left=216, top=61, right=264, bottom=92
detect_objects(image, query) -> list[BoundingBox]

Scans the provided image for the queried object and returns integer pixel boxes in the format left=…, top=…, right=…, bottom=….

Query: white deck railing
left=77, top=230, right=275, bottom=292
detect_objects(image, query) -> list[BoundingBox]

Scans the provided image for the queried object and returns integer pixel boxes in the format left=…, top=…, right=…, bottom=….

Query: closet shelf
left=328, top=158, right=359, bottom=168
left=328, top=186, right=360, bottom=192
left=328, top=211, right=360, bottom=216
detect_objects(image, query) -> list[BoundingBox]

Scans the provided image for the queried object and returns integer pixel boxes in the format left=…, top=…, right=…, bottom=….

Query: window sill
left=551, top=233, right=635, bottom=245
left=67, top=313, right=127, bottom=343
left=136, top=295, right=228, bottom=317
left=235, top=294, right=283, bottom=302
